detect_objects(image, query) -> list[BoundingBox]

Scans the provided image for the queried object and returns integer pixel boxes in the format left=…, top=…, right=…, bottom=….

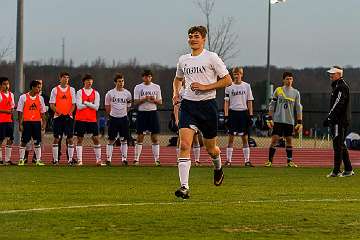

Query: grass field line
left=1, top=198, right=360, bottom=214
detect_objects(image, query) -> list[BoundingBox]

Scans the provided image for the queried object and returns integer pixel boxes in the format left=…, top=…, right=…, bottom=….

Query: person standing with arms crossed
left=173, top=26, right=232, bottom=199
left=324, top=66, right=354, bottom=177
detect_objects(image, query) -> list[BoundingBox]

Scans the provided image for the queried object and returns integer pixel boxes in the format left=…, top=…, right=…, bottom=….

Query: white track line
left=1, top=198, right=360, bottom=214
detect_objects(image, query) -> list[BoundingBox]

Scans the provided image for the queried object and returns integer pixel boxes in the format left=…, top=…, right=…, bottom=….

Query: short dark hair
left=114, top=73, right=124, bottom=82
left=142, top=69, right=153, bottom=77
left=59, top=71, right=70, bottom=78
left=30, top=80, right=41, bottom=89
left=0, top=77, right=9, bottom=85
left=282, top=71, right=293, bottom=79
left=188, top=26, right=207, bottom=38
left=82, top=74, right=93, bottom=82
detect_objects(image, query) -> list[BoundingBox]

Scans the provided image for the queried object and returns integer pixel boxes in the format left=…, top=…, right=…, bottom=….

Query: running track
left=3, top=145, right=360, bottom=167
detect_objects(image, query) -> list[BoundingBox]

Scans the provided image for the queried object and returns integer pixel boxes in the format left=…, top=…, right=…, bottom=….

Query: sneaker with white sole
left=340, top=170, right=355, bottom=177
left=326, top=171, right=342, bottom=178
left=175, top=186, right=190, bottom=199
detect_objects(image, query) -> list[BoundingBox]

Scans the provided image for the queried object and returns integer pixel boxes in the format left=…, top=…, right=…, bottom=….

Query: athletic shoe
left=155, top=160, right=161, bottom=167
left=195, top=161, right=201, bottom=167
left=175, top=186, right=190, bottom=199
left=133, top=160, right=139, bottom=166
left=214, top=167, right=224, bottom=186
left=340, top=170, right=355, bottom=177
left=77, top=161, right=83, bottom=166
left=105, top=160, right=112, bottom=166
left=287, top=161, right=298, bottom=168
left=32, top=156, right=37, bottom=164
left=122, top=160, right=128, bottom=166
left=4, top=161, right=16, bottom=166
left=96, top=161, right=106, bottom=166
left=326, top=171, right=342, bottom=178
left=264, top=161, right=272, bottom=167
left=35, top=160, right=45, bottom=166
left=52, top=160, right=59, bottom=165
left=245, top=162, right=255, bottom=167
left=0, top=160, right=3, bottom=165
left=224, top=161, right=231, bottom=167
left=23, top=158, right=28, bottom=164
left=18, top=159, right=26, bottom=166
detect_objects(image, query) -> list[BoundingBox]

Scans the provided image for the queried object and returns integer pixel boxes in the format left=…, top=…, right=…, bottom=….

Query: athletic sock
left=134, top=143, right=143, bottom=162
left=52, top=144, right=59, bottom=162
left=5, top=145, right=12, bottom=162
left=152, top=144, right=160, bottom=162
left=76, top=146, right=83, bottom=163
left=226, top=147, right=233, bottom=162
left=34, top=145, right=41, bottom=161
left=106, top=144, right=113, bottom=162
left=243, top=147, right=250, bottom=163
left=19, top=146, right=25, bottom=160
left=212, top=154, right=222, bottom=170
left=178, top=158, right=191, bottom=189
left=192, top=144, right=200, bottom=162
left=94, top=145, right=101, bottom=162
left=286, top=146, right=293, bottom=163
left=120, top=141, right=128, bottom=161
left=269, top=146, right=276, bottom=162
left=67, top=144, right=74, bottom=162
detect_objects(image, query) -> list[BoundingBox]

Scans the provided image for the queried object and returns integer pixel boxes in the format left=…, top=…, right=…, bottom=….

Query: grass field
left=0, top=166, right=359, bottom=240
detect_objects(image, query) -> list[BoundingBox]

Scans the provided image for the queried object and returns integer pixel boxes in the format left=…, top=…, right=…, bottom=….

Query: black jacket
left=327, top=78, right=351, bottom=126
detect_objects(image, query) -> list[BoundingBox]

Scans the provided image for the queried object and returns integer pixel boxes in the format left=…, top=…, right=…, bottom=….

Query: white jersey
left=49, top=85, right=76, bottom=118
left=176, top=49, right=229, bottom=101
left=134, top=82, right=162, bottom=111
left=105, top=88, right=132, bottom=118
left=224, top=82, right=254, bottom=111
left=0, top=92, right=15, bottom=108
left=17, top=93, right=47, bottom=113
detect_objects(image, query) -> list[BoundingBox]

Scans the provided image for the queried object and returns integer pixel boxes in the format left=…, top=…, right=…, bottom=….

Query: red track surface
left=2, top=145, right=360, bottom=167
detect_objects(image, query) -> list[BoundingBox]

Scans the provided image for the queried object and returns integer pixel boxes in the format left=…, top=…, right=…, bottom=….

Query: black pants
left=331, top=124, right=352, bottom=173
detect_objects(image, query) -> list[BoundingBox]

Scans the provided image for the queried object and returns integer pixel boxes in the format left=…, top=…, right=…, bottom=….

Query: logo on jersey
left=111, top=96, right=128, bottom=104
left=29, top=103, right=38, bottom=110
left=231, top=89, right=246, bottom=96
left=140, top=90, right=157, bottom=97
left=183, top=65, right=206, bottom=75
left=61, top=94, right=67, bottom=99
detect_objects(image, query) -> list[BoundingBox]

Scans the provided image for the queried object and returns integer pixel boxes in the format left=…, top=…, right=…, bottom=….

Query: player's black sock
left=269, top=147, right=276, bottom=162
left=286, top=146, right=293, bottom=163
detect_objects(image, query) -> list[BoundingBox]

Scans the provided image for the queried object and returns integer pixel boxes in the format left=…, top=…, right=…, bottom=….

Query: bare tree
left=0, top=37, right=13, bottom=61
left=195, top=0, right=240, bottom=62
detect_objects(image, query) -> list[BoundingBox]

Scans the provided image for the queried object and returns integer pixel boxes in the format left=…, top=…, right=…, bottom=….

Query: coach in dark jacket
left=323, top=66, right=354, bottom=177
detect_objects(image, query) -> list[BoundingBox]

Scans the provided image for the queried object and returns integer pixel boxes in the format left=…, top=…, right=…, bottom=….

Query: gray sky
left=1, top=0, right=359, bottom=68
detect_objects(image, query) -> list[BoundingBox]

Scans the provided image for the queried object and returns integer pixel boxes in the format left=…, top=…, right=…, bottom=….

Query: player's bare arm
left=190, top=74, right=232, bottom=91
left=172, top=77, right=183, bottom=105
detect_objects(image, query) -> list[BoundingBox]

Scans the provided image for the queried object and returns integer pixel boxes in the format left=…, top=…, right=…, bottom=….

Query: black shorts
left=272, top=122, right=294, bottom=137
left=108, top=116, right=129, bottom=141
left=0, top=122, right=14, bottom=140
left=74, top=121, right=99, bottom=137
left=179, top=99, right=218, bottom=139
left=228, top=110, right=249, bottom=136
left=21, top=121, right=42, bottom=144
left=53, top=115, right=74, bottom=139
left=136, top=111, right=160, bottom=134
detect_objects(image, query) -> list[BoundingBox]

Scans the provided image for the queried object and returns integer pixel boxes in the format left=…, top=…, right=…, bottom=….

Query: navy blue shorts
left=272, top=122, right=294, bottom=137
left=0, top=122, right=14, bottom=140
left=136, top=111, right=160, bottom=134
left=21, top=121, right=42, bottom=144
left=179, top=99, right=218, bottom=139
left=53, top=115, right=74, bottom=139
left=108, top=116, right=129, bottom=141
left=74, top=121, right=99, bottom=137
left=228, top=110, right=250, bottom=136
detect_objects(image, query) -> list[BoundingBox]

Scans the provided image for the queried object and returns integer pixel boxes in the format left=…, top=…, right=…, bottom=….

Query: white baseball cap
left=327, top=66, right=343, bottom=75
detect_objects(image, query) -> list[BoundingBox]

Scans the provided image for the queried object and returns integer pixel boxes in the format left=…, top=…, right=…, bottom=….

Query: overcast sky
left=1, top=0, right=359, bottom=68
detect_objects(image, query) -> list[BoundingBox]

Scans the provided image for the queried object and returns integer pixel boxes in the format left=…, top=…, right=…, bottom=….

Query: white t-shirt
left=76, top=88, right=100, bottom=111
left=105, top=88, right=132, bottom=118
left=176, top=49, right=229, bottom=101
left=134, top=82, right=162, bottom=111
left=0, top=92, right=15, bottom=108
left=49, top=85, right=76, bottom=118
left=224, top=82, right=254, bottom=111
left=16, top=93, right=47, bottom=113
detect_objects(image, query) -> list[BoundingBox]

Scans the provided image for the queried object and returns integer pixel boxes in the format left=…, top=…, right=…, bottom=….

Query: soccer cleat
left=122, top=160, right=128, bottom=166
left=35, top=160, right=45, bottom=166
left=195, top=161, right=201, bottom=167
left=105, top=160, right=112, bottom=166
left=214, top=167, right=224, bottom=186
left=0, top=160, right=3, bottom=165
left=264, top=161, right=272, bottom=167
left=287, top=161, right=298, bottom=168
left=5, top=161, right=16, bottom=166
left=326, top=171, right=342, bottom=178
left=96, top=161, right=106, bottom=166
left=77, top=161, right=83, bottom=166
left=155, top=160, right=161, bottom=166
left=175, top=186, right=190, bottom=199
left=18, top=159, right=26, bottom=166
left=133, top=160, right=139, bottom=166
left=340, top=170, right=355, bottom=177
left=224, top=161, right=232, bottom=167
left=52, top=160, right=59, bottom=165
left=245, top=162, right=255, bottom=167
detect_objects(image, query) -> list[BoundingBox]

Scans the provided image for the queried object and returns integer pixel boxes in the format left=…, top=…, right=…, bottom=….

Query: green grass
left=0, top=166, right=359, bottom=240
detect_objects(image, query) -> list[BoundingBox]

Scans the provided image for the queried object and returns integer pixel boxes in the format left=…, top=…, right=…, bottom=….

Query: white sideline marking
left=1, top=198, right=360, bottom=214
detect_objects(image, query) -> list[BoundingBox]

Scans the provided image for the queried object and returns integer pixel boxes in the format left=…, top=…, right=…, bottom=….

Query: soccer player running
left=0, top=77, right=16, bottom=165
left=133, top=70, right=162, bottom=166
left=224, top=67, right=255, bottom=167
left=173, top=26, right=232, bottom=199
left=74, top=74, right=103, bottom=166
left=264, top=72, right=303, bottom=167
left=17, top=80, right=47, bottom=166
left=49, top=72, right=76, bottom=165
left=105, top=73, right=132, bottom=166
